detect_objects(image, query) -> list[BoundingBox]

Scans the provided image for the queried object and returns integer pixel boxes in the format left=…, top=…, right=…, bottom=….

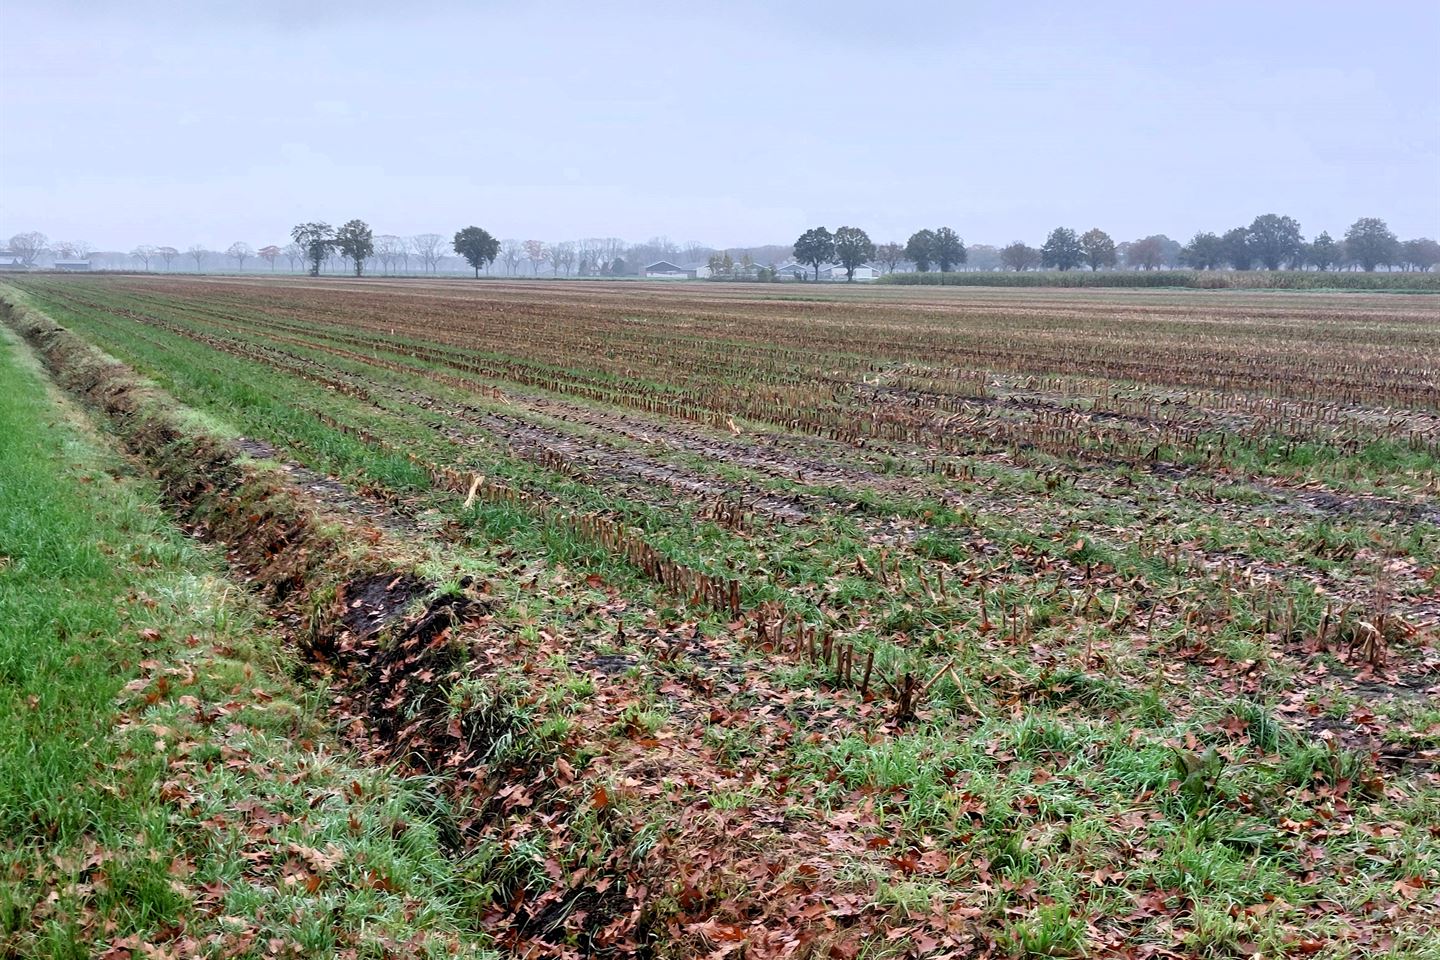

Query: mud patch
left=338, top=572, right=429, bottom=639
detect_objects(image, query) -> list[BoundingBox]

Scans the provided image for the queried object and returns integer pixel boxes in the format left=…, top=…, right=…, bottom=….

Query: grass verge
left=0, top=326, right=497, bottom=958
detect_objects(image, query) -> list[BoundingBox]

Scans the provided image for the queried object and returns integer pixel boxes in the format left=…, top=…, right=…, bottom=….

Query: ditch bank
left=0, top=289, right=664, bottom=954
left=0, top=291, right=466, bottom=749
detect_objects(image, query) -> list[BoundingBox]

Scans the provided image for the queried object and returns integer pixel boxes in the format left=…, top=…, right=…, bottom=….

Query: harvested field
left=5, top=275, right=1439, bottom=958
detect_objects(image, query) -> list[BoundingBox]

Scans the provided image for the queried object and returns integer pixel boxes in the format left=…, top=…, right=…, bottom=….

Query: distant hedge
left=881, top=270, right=1440, bottom=291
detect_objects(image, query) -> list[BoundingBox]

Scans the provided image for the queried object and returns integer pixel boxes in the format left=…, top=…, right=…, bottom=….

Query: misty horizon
left=2, top=1, right=1438, bottom=251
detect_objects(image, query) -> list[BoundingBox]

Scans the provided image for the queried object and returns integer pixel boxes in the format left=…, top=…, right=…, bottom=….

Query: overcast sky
left=2, top=0, right=1437, bottom=251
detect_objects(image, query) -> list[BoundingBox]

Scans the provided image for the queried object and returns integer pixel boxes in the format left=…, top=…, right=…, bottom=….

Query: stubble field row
left=6, top=274, right=1439, bottom=958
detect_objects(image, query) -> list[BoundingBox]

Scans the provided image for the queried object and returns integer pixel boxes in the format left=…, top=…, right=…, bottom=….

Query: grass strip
left=0, top=326, right=498, bottom=958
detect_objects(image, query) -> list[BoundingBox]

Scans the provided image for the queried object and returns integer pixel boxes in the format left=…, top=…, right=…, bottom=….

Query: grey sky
left=2, top=0, right=1437, bottom=251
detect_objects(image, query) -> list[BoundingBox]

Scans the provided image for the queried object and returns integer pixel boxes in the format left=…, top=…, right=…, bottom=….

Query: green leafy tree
left=793, top=227, right=834, bottom=281
left=1124, top=235, right=1179, bottom=270
left=1306, top=231, right=1339, bottom=271
left=1040, top=227, right=1084, bottom=271
left=904, top=229, right=937, bottom=272
left=452, top=226, right=500, bottom=277
left=1402, top=238, right=1440, bottom=272
left=1246, top=214, right=1304, bottom=270
left=1000, top=242, right=1040, bottom=271
left=1079, top=229, right=1117, bottom=271
left=1221, top=227, right=1254, bottom=270
left=1180, top=231, right=1224, bottom=270
left=1344, top=217, right=1399, bottom=271
left=932, top=227, right=966, bottom=272
left=832, top=226, right=875, bottom=281
left=334, top=220, right=374, bottom=276
left=290, top=222, right=335, bottom=276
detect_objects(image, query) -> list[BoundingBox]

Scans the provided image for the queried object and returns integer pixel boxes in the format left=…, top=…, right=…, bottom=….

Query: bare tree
left=282, top=242, right=305, bottom=272
left=375, top=235, right=405, bottom=275
left=53, top=240, right=93, bottom=261
left=226, top=241, right=254, bottom=272
left=552, top=241, right=576, bottom=276
left=681, top=240, right=709, bottom=265
left=522, top=240, right=550, bottom=276
left=500, top=239, right=522, bottom=275
left=258, top=245, right=281, bottom=271
left=7, top=232, right=47, bottom=266
left=131, top=245, right=157, bottom=271
left=874, top=242, right=904, bottom=273
left=187, top=245, right=209, bottom=272
left=596, top=237, right=625, bottom=270
left=157, top=246, right=179, bottom=271
left=576, top=239, right=598, bottom=276
left=412, top=233, right=444, bottom=273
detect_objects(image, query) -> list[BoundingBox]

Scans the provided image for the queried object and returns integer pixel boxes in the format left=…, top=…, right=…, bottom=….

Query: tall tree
left=6, top=232, right=47, bottom=266
left=553, top=241, right=577, bottom=276
left=257, top=245, right=281, bottom=271
left=500, top=240, right=522, bottom=275
left=1000, top=242, right=1041, bottom=271
left=1246, top=214, right=1304, bottom=270
left=226, top=241, right=253, bottom=272
left=932, top=227, right=966, bottom=272
left=411, top=233, right=444, bottom=273
left=452, top=226, right=500, bottom=277
left=904, top=229, right=937, bottom=272
left=522, top=240, right=550, bottom=276
left=1401, top=238, right=1440, bottom=272
left=374, top=235, right=405, bottom=275
left=1180, top=232, right=1224, bottom=270
left=1344, top=218, right=1399, bottom=271
left=54, top=240, right=92, bottom=260
left=1122, top=235, right=1174, bottom=270
left=130, top=245, right=156, bottom=271
left=1221, top=227, right=1255, bottom=270
left=291, top=222, right=335, bottom=276
left=1041, top=228, right=1084, bottom=271
left=335, top=220, right=374, bottom=276
left=874, top=242, right=904, bottom=274
left=1079, top=229, right=1117, bottom=271
left=157, top=246, right=179, bottom=271
left=1307, top=231, right=1339, bottom=271
left=793, top=227, right=835, bottom=281
left=831, top=226, right=875, bottom=281
left=187, top=245, right=209, bottom=272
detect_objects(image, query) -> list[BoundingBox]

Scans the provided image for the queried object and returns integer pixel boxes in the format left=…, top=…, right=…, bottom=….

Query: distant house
left=643, top=260, right=694, bottom=279
left=53, top=259, right=92, bottom=272
left=682, top=261, right=712, bottom=279
left=0, top=251, right=26, bottom=271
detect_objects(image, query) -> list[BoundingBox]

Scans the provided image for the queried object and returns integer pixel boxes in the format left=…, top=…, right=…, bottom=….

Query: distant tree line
left=983, top=217, right=1436, bottom=274
left=6, top=215, right=1437, bottom=278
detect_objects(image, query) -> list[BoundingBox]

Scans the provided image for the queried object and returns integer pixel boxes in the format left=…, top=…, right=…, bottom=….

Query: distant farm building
left=0, top=251, right=26, bottom=270
left=53, top=259, right=92, bottom=272
left=643, top=260, right=694, bottom=279
left=775, top=260, right=880, bottom=282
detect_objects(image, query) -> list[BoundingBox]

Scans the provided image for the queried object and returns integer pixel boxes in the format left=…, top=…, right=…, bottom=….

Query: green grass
left=0, top=328, right=498, bottom=958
